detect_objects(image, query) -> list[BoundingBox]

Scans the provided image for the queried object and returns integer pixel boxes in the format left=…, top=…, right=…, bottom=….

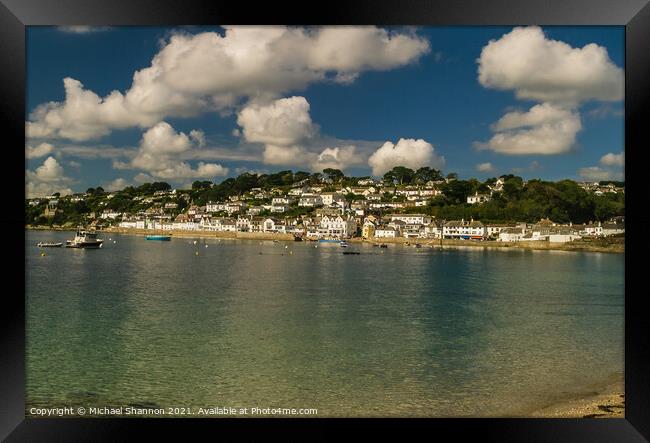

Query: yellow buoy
left=40, top=252, right=46, bottom=256
left=195, top=251, right=199, bottom=256
left=205, top=244, right=208, bottom=248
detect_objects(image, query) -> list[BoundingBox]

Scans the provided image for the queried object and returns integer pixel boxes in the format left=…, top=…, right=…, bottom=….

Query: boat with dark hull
left=65, top=230, right=104, bottom=248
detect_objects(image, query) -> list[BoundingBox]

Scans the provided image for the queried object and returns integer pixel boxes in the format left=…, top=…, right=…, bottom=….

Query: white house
left=320, top=192, right=345, bottom=206
left=119, top=220, right=139, bottom=229
left=583, top=222, right=604, bottom=236
left=498, top=227, right=526, bottom=242
left=298, top=194, right=323, bottom=207
left=424, top=220, right=444, bottom=239
left=236, top=217, right=251, bottom=231
left=374, top=226, right=397, bottom=238
left=271, top=204, right=290, bottom=213
left=388, top=214, right=432, bottom=225
left=489, top=177, right=505, bottom=192
left=288, top=186, right=309, bottom=196
left=205, top=202, right=223, bottom=213
left=318, top=215, right=357, bottom=238
left=602, top=222, right=625, bottom=236
left=548, top=233, right=582, bottom=243
left=261, top=218, right=274, bottom=232
left=485, top=223, right=518, bottom=238
left=443, top=220, right=485, bottom=239
left=272, top=197, right=295, bottom=205
left=467, top=192, right=491, bottom=204
left=220, top=219, right=238, bottom=232
left=100, top=210, right=121, bottom=220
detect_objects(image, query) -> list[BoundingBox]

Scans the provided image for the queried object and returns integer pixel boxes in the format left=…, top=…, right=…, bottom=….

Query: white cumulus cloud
left=27, top=26, right=429, bottom=141
left=476, top=27, right=623, bottom=157
left=25, top=156, right=74, bottom=198
left=368, top=138, right=445, bottom=176
left=123, top=122, right=228, bottom=181
left=578, top=166, right=623, bottom=182
left=476, top=162, right=495, bottom=172
left=237, top=96, right=369, bottom=171
left=478, top=103, right=582, bottom=155
left=26, top=142, right=54, bottom=159
left=103, top=178, right=130, bottom=191
left=599, top=152, right=624, bottom=167
left=478, top=26, right=623, bottom=105
left=311, top=145, right=364, bottom=171
left=237, top=96, right=316, bottom=146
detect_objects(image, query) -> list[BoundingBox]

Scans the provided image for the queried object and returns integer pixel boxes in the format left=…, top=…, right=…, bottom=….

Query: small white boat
left=37, top=242, right=63, bottom=248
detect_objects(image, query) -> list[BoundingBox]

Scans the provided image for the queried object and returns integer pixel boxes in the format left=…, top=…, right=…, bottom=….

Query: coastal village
left=27, top=172, right=625, bottom=245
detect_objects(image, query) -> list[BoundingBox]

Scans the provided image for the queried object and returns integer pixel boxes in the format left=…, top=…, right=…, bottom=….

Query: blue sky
left=25, top=26, right=624, bottom=196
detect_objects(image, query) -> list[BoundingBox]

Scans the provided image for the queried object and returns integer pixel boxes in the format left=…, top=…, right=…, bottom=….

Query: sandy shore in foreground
left=529, top=379, right=624, bottom=418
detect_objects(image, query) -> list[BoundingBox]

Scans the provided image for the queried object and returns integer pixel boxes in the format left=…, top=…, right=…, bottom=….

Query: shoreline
left=26, top=226, right=624, bottom=254
left=528, top=378, right=624, bottom=418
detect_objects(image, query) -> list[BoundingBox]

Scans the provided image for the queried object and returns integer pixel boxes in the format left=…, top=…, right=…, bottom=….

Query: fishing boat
left=65, top=229, right=103, bottom=248
left=145, top=235, right=171, bottom=241
left=379, top=243, right=388, bottom=248
left=37, top=242, right=63, bottom=248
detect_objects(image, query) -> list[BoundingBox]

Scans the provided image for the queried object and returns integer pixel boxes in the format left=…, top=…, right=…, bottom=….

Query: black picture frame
left=2, top=0, right=648, bottom=440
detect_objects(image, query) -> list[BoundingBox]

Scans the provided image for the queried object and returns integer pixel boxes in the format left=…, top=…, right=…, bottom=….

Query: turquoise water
left=26, top=231, right=624, bottom=417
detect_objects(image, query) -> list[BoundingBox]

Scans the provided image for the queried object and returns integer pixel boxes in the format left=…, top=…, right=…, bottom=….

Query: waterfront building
left=602, top=222, right=625, bottom=236
left=443, top=219, right=485, bottom=239
left=424, top=220, right=444, bottom=239
left=362, top=220, right=376, bottom=239
left=374, top=226, right=397, bottom=238
left=498, top=227, right=526, bottom=242
left=318, top=215, right=357, bottom=238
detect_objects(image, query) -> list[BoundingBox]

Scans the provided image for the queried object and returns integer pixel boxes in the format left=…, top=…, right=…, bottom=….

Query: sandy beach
left=529, top=379, right=624, bottom=418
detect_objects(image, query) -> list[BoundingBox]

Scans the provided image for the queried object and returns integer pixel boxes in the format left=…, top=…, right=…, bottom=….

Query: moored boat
left=37, top=242, right=63, bottom=248
left=65, top=229, right=104, bottom=248
left=145, top=235, right=171, bottom=241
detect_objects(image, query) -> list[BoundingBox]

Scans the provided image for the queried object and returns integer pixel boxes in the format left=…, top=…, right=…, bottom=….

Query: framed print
left=2, top=0, right=649, bottom=440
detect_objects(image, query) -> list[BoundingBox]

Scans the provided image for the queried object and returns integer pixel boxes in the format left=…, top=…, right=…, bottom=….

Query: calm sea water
left=25, top=230, right=624, bottom=417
